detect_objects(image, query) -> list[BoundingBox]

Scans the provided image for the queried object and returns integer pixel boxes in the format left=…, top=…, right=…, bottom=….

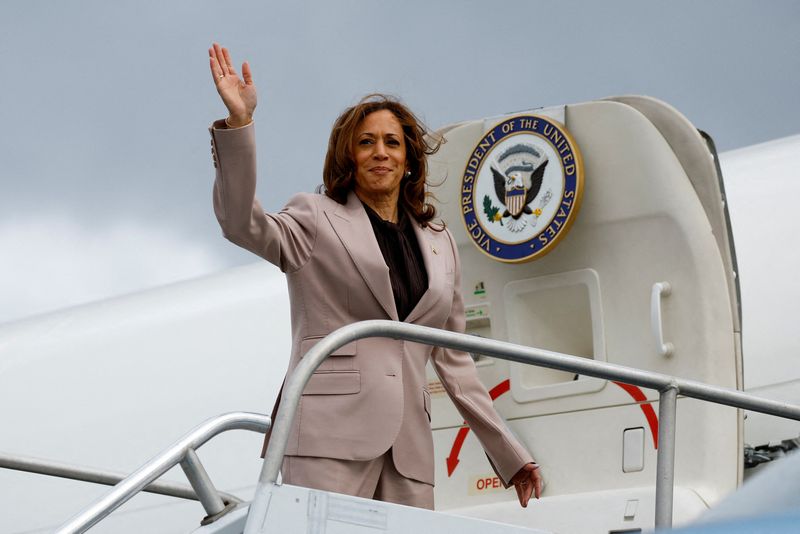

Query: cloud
left=0, top=216, right=227, bottom=324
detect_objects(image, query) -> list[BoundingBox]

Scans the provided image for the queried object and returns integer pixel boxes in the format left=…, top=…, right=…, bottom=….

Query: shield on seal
left=505, top=187, right=527, bottom=217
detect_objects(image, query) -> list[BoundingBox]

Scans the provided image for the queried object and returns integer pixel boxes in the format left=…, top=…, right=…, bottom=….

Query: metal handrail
left=56, top=411, right=270, bottom=534
left=254, top=320, right=800, bottom=532
left=0, top=451, right=241, bottom=503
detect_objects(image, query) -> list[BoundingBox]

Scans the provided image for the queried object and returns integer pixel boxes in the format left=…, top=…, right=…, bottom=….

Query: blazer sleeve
left=430, top=228, right=535, bottom=487
left=209, top=119, right=318, bottom=273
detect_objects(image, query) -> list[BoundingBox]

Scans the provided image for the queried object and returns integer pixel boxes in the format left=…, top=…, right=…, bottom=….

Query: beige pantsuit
left=283, top=451, right=434, bottom=509
left=209, top=120, right=534, bottom=504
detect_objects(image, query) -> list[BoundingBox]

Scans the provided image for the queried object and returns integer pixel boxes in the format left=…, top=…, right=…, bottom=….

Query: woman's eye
left=387, top=139, right=400, bottom=146
left=359, top=139, right=373, bottom=145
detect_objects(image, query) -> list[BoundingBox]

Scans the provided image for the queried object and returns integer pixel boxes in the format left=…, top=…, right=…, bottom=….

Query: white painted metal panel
left=194, top=484, right=548, bottom=534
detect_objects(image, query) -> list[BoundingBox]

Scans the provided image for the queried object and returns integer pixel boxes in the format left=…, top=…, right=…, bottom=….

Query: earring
left=404, top=170, right=412, bottom=178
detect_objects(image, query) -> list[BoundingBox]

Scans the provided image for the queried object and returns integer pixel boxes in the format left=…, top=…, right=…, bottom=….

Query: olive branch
left=483, top=195, right=503, bottom=226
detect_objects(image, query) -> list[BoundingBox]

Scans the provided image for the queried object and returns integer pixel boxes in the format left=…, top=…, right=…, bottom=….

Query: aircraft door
left=426, top=98, right=741, bottom=517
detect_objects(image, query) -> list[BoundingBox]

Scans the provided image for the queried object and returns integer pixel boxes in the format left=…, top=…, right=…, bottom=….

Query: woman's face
left=351, top=109, right=407, bottom=200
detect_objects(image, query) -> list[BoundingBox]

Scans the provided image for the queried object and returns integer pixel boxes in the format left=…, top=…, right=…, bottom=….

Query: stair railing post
left=179, top=448, right=226, bottom=517
left=655, top=384, right=678, bottom=529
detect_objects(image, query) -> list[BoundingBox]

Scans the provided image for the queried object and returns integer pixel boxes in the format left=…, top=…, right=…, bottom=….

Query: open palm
left=209, top=43, right=257, bottom=126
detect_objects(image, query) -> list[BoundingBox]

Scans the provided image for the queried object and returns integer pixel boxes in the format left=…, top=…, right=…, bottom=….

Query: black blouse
left=363, top=203, right=429, bottom=321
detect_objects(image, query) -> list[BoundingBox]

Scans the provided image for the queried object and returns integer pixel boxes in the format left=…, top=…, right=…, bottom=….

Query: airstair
left=7, top=320, right=800, bottom=533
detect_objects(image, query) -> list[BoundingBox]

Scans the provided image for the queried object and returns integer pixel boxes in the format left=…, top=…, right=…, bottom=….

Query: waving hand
left=209, top=42, right=257, bottom=127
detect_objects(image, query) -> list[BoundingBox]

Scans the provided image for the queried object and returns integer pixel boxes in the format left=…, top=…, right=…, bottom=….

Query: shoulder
left=281, top=192, right=338, bottom=216
left=284, top=192, right=340, bottom=210
left=279, top=192, right=345, bottom=228
left=269, top=193, right=324, bottom=229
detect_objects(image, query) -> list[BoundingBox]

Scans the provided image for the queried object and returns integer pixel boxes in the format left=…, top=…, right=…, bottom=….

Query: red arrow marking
left=445, top=378, right=660, bottom=476
left=446, top=426, right=469, bottom=476
left=447, top=379, right=511, bottom=477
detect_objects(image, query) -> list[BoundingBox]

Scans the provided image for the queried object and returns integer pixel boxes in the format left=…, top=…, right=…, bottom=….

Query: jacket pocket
left=300, top=336, right=358, bottom=371
left=304, top=370, right=361, bottom=395
left=423, top=388, right=432, bottom=422
left=299, top=336, right=358, bottom=357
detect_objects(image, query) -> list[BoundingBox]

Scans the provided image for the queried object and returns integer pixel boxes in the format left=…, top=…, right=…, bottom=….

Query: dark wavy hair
left=322, top=94, right=442, bottom=226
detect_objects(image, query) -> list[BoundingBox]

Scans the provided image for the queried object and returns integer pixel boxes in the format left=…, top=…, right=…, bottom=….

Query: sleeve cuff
left=210, top=118, right=254, bottom=131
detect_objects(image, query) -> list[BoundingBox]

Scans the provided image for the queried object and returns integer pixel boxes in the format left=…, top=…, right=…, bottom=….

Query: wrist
left=226, top=114, right=253, bottom=128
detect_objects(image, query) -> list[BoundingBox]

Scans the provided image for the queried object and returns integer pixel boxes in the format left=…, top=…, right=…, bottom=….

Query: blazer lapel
left=404, top=220, right=445, bottom=324
left=326, top=191, right=399, bottom=321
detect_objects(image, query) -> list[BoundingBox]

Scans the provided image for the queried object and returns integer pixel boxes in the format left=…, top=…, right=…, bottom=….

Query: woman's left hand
left=510, top=462, right=543, bottom=507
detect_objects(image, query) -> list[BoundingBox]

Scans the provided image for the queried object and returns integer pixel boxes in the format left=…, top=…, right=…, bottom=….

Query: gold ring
left=218, top=74, right=224, bottom=79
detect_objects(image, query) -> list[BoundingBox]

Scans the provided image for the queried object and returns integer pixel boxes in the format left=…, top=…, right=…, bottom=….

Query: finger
left=214, top=43, right=230, bottom=76
left=533, top=470, right=543, bottom=499
left=210, top=43, right=223, bottom=72
left=523, top=477, right=533, bottom=506
left=222, top=47, right=237, bottom=76
left=242, top=61, right=254, bottom=85
left=209, top=49, right=222, bottom=76
left=209, top=56, right=224, bottom=84
left=514, top=483, right=525, bottom=507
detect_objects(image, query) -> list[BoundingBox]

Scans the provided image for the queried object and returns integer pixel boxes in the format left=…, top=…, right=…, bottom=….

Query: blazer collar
left=326, top=191, right=445, bottom=324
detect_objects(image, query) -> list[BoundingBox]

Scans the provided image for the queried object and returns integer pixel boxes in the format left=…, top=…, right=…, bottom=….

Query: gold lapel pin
left=432, top=246, right=438, bottom=255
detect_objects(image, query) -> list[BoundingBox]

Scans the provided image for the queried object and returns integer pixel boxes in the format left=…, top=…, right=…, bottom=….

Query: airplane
left=1, top=95, right=798, bottom=533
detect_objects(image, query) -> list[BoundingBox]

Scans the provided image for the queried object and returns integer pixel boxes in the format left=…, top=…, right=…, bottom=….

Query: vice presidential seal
left=460, top=115, right=584, bottom=262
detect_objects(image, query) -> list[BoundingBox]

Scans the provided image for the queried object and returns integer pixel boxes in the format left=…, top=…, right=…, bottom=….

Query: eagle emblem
left=486, top=143, right=552, bottom=232
left=460, top=113, right=583, bottom=263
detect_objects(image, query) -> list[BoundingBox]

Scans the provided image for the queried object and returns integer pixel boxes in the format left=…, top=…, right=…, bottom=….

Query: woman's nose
left=373, top=140, right=388, bottom=158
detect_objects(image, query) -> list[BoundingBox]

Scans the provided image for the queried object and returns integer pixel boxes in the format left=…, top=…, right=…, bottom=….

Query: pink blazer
left=209, top=120, right=533, bottom=486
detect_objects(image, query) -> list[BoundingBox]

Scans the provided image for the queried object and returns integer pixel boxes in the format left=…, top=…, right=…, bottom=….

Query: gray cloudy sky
left=1, top=0, right=798, bottom=323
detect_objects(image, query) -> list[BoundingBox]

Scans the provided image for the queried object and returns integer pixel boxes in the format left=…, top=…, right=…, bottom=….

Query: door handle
left=651, top=282, right=674, bottom=357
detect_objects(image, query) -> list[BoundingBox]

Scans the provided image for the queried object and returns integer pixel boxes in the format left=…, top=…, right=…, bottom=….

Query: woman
left=207, top=43, right=542, bottom=509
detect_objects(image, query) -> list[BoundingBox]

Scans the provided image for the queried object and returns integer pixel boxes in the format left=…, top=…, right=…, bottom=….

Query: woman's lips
left=370, top=166, right=392, bottom=174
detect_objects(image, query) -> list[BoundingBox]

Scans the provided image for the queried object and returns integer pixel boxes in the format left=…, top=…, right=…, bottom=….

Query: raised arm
left=207, top=43, right=317, bottom=272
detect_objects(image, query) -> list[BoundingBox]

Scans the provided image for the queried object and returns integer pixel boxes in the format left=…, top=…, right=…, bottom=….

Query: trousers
left=281, top=448, right=434, bottom=509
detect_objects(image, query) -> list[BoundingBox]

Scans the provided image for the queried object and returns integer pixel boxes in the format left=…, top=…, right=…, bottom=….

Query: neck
left=355, top=189, right=400, bottom=223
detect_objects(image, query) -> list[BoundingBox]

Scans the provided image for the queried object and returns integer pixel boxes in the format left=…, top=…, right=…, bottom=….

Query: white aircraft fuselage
left=0, top=98, right=798, bottom=533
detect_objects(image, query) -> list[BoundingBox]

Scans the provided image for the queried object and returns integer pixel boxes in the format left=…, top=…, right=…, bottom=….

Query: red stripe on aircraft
left=612, top=381, right=659, bottom=448
left=488, top=378, right=511, bottom=400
